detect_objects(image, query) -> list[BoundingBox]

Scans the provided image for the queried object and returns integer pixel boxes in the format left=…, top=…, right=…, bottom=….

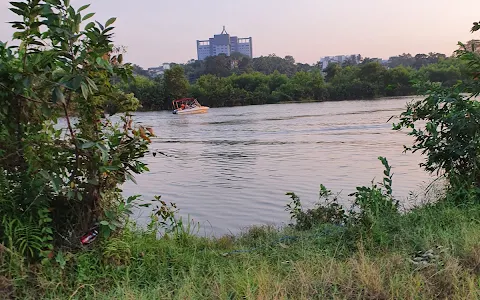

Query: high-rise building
left=196, top=27, right=253, bottom=61
left=319, top=54, right=361, bottom=69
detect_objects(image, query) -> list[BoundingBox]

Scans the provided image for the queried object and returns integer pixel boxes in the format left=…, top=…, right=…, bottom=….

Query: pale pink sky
left=1, top=0, right=479, bottom=68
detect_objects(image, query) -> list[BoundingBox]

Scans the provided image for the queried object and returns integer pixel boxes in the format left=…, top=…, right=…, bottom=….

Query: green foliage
left=286, top=157, right=399, bottom=241
left=163, top=65, right=189, bottom=105
left=387, top=52, right=448, bottom=69
left=393, top=24, right=480, bottom=204
left=252, top=54, right=298, bottom=76
left=121, top=52, right=468, bottom=110
left=204, top=54, right=233, bottom=77
left=183, top=57, right=468, bottom=109
left=0, top=0, right=152, bottom=261
left=286, top=185, right=346, bottom=231
left=117, top=75, right=163, bottom=110
left=190, top=70, right=327, bottom=107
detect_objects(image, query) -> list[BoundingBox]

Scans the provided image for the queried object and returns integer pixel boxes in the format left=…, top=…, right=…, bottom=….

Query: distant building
left=319, top=54, right=361, bottom=69
left=197, top=27, right=253, bottom=61
left=147, top=63, right=171, bottom=77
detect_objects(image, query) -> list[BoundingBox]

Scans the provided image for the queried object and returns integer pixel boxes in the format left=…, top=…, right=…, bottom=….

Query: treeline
left=122, top=55, right=467, bottom=110
left=118, top=65, right=189, bottom=110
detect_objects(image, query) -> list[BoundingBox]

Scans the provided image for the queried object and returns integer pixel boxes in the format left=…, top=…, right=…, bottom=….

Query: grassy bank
left=2, top=198, right=480, bottom=299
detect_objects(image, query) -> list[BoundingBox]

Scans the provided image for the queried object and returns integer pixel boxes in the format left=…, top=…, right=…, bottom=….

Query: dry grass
left=3, top=204, right=480, bottom=299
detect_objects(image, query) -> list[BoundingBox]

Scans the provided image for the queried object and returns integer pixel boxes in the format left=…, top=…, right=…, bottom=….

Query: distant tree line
left=121, top=52, right=468, bottom=110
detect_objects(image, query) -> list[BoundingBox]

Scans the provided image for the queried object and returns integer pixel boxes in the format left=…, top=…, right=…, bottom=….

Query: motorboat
left=172, top=98, right=209, bottom=115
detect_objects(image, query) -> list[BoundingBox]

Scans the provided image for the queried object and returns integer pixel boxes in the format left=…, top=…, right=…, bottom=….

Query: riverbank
left=3, top=196, right=479, bottom=299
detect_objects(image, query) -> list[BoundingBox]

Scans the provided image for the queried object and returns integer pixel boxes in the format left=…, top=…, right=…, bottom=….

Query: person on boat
left=180, top=103, right=185, bottom=110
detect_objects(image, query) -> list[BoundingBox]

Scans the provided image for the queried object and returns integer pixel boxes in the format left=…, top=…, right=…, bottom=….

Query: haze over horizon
left=0, top=0, right=479, bottom=68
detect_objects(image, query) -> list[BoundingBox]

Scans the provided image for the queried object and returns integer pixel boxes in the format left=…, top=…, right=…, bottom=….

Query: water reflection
left=123, top=97, right=434, bottom=236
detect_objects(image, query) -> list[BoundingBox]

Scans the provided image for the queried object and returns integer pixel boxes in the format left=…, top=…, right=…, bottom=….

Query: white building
left=319, top=54, right=361, bottom=69
left=147, top=63, right=171, bottom=77
left=196, top=27, right=253, bottom=61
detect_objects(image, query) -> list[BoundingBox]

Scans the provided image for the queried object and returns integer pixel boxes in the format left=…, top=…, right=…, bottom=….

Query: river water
left=123, top=97, right=435, bottom=236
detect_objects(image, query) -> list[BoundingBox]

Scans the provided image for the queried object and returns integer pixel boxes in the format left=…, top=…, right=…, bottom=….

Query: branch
left=0, top=82, right=44, bottom=104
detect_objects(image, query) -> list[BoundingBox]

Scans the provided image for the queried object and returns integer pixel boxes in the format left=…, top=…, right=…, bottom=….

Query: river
left=123, top=97, right=435, bottom=236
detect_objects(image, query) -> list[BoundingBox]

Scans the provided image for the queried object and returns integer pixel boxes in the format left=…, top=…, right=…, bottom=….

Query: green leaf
left=81, top=82, right=89, bottom=99
left=84, top=22, right=95, bottom=30
left=82, top=12, right=95, bottom=21
left=45, top=0, right=61, bottom=6
left=96, top=57, right=104, bottom=66
left=78, top=4, right=90, bottom=12
left=117, top=54, right=123, bottom=64
left=99, top=220, right=109, bottom=226
left=10, top=23, right=25, bottom=30
left=39, top=170, right=50, bottom=180
left=96, top=143, right=109, bottom=163
left=105, top=17, right=116, bottom=28
left=66, top=6, right=74, bottom=18
left=55, top=251, right=67, bottom=269
left=29, top=40, right=44, bottom=47
left=111, top=220, right=122, bottom=228
left=127, top=195, right=141, bottom=203
left=80, top=141, right=96, bottom=149
left=10, top=2, right=28, bottom=10
left=85, top=77, right=98, bottom=91
left=105, top=210, right=116, bottom=220
left=96, top=21, right=104, bottom=31
left=63, top=0, right=70, bottom=7
left=51, top=176, right=61, bottom=193
left=102, top=227, right=111, bottom=238
left=52, top=86, right=65, bottom=104
left=100, top=166, right=120, bottom=171
left=125, top=172, right=137, bottom=184
left=71, top=76, right=82, bottom=90
left=9, top=8, right=24, bottom=16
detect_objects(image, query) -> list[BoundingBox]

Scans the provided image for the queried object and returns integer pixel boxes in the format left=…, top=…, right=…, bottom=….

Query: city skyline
left=0, top=0, right=479, bottom=68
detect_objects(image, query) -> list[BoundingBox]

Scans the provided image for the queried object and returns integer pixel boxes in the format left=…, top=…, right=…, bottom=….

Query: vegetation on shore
left=1, top=1, right=480, bottom=299
left=124, top=51, right=468, bottom=110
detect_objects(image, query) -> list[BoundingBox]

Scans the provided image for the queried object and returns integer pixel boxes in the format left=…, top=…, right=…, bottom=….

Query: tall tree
left=324, top=63, right=341, bottom=82
left=164, top=65, right=189, bottom=104
left=205, top=54, right=232, bottom=77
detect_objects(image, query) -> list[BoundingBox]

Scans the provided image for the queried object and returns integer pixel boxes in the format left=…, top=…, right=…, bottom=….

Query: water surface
left=123, top=97, right=434, bottom=235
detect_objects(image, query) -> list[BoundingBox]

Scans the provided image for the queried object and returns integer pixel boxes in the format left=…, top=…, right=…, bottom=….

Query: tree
left=183, top=59, right=206, bottom=83
left=205, top=54, right=232, bottom=77
left=384, top=66, right=415, bottom=96
left=324, top=63, right=341, bottom=82
left=459, top=39, right=480, bottom=54
left=132, top=64, right=150, bottom=77
left=394, top=20, right=480, bottom=204
left=388, top=53, right=414, bottom=68
left=252, top=54, right=297, bottom=76
left=238, top=57, right=253, bottom=73
left=118, top=75, right=164, bottom=110
left=0, top=0, right=153, bottom=259
left=296, top=63, right=314, bottom=72
left=164, top=65, right=189, bottom=106
left=190, top=74, right=234, bottom=107
left=284, top=55, right=295, bottom=65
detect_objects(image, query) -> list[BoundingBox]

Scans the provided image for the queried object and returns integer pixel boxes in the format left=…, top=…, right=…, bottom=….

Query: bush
left=393, top=25, right=480, bottom=204
left=286, top=157, right=400, bottom=247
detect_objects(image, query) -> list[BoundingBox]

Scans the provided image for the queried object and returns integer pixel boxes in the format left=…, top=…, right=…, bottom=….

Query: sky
left=1, top=0, right=479, bottom=68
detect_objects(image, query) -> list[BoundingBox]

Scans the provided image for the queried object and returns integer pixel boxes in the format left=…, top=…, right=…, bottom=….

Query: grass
left=2, top=200, right=480, bottom=299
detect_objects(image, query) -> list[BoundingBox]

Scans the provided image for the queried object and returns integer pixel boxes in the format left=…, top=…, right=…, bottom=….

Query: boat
left=172, top=98, right=209, bottom=115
